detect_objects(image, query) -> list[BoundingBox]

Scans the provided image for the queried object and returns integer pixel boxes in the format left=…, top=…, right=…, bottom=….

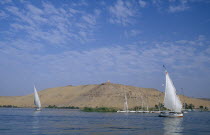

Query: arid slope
left=0, top=83, right=210, bottom=109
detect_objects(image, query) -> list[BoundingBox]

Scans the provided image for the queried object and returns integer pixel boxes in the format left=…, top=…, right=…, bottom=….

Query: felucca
left=34, top=85, right=41, bottom=111
left=117, top=92, right=129, bottom=112
left=159, top=66, right=183, bottom=117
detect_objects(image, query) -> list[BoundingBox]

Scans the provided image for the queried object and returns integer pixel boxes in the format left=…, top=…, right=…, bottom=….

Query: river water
left=0, top=108, right=209, bottom=135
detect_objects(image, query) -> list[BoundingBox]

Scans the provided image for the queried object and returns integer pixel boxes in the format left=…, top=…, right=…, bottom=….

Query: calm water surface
left=0, top=108, right=209, bottom=135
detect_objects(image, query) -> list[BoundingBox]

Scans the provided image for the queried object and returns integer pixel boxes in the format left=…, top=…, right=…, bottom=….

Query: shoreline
left=0, top=106, right=209, bottom=112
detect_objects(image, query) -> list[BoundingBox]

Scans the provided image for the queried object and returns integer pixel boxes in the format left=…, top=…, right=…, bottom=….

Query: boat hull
left=117, top=110, right=137, bottom=113
left=35, top=108, right=41, bottom=111
left=117, top=110, right=129, bottom=113
left=159, top=112, right=183, bottom=117
left=151, top=111, right=161, bottom=113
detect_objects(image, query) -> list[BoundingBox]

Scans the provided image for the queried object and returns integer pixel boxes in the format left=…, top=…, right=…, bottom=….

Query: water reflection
left=32, top=111, right=41, bottom=133
left=164, top=118, right=183, bottom=135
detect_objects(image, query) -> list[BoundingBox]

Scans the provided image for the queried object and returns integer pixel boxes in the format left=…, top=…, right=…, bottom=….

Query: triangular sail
left=34, top=86, right=41, bottom=109
left=164, top=72, right=182, bottom=112
left=123, top=93, right=128, bottom=111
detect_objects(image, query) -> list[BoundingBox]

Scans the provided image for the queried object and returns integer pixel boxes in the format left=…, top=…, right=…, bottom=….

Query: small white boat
left=159, top=111, right=183, bottom=117
left=136, top=111, right=144, bottom=113
left=143, top=111, right=150, bottom=113
left=159, top=66, right=183, bottom=117
left=151, top=111, right=161, bottom=113
left=34, top=85, right=41, bottom=111
left=117, top=91, right=129, bottom=113
left=129, top=110, right=137, bottom=113
left=182, top=111, right=188, bottom=114
left=117, top=110, right=129, bottom=113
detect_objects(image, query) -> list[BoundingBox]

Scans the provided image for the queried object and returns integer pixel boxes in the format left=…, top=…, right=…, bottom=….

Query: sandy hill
left=0, top=82, right=210, bottom=109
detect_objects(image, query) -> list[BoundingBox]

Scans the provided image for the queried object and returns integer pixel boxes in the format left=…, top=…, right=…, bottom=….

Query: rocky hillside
left=0, top=82, right=210, bottom=109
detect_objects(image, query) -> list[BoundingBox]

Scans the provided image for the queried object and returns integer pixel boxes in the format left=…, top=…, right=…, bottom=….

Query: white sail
left=164, top=71, right=182, bottom=112
left=124, top=93, right=128, bottom=111
left=34, top=86, right=41, bottom=109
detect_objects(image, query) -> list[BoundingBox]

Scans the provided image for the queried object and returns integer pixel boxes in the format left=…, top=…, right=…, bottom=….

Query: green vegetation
left=130, top=103, right=205, bottom=111
left=204, top=106, right=208, bottom=111
left=199, top=105, right=204, bottom=110
left=46, top=105, right=79, bottom=109
left=0, top=105, right=18, bottom=108
left=183, top=103, right=195, bottom=110
left=130, top=103, right=167, bottom=111
left=199, top=106, right=208, bottom=111
left=155, top=103, right=167, bottom=111
left=130, top=106, right=149, bottom=111
left=81, top=107, right=117, bottom=112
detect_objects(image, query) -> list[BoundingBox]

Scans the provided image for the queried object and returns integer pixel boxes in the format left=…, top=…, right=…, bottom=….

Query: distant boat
left=144, top=96, right=150, bottom=113
left=117, top=92, right=129, bottom=113
left=181, top=88, right=188, bottom=113
left=34, top=85, right=41, bottom=111
left=159, top=66, right=183, bottom=117
left=137, top=95, right=144, bottom=113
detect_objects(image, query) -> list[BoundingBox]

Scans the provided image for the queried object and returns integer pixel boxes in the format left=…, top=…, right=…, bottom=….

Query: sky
left=0, top=0, right=210, bottom=98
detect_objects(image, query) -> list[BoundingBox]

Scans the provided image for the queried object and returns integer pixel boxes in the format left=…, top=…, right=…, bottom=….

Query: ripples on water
left=0, top=108, right=209, bottom=135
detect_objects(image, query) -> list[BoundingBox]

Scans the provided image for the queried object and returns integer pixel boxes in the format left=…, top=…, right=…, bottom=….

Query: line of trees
left=46, top=105, right=79, bottom=109
left=82, top=107, right=117, bottom=112
left=0, top=105, right=18, bottom=108
left=183, top=103, right=195, bottom=110
left=198, top=106, right=208, bottom=111
left=131, top=103, right=209, bottom=111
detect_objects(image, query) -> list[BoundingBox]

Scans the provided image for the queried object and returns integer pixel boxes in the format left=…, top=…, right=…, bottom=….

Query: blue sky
left=0, top=0, right=210, bottom=98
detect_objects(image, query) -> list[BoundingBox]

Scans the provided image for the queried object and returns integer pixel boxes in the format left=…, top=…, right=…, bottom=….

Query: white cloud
left=27, top=4, right=43, bottom=15
left=82, top=14, right=97, bottom=25
left=151, top=0, right=197, bottom=13
left=0, top=0, right=12, bottom=4
left=198, top=35, right=206, bottom=41
left=168, top=0, right=190, bottom=13
left=139, top=0, right=147, bottom=8
left=152, top=0, right=162, bottom=10
left=124, top=29, right=142, bottom=38
left=169, top=0, right=176, bottom=2
left=4, top=2, right=99, bottom=46
left=1, top=37, right=210, bottom=79
left=71, top=0, right=88, bottom=7
left=1, top=34, right=210, bottom=97
left=0, top=10, right=7, bottom=18
left=1, top=0, right=210, bottom=97
left=109, top=0, right=136, bottom=26
left=168, top=4, right=189, bottom=12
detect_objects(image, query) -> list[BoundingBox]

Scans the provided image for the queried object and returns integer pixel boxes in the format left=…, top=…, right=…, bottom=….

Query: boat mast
left=146, top=95, right=149, bottom=111
left=181, top=88, right=186, bottom=110
left=122, top=86, right=128, bottom=112
left=124, top=92, right=128, bottom=111
left=163, top=65, right=168, bottom=111
left=158, top=93, right=161, bottom=111
left=141, top=95, right=144, bottom=111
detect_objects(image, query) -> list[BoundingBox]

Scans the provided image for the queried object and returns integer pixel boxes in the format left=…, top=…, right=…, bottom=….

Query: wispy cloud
left=82, top=14, right=97, bottom=25
left=198, top=35, right=206, bottom=41
left=168, top=3, right=189, bottom=13
left=108, top=0, right=137, bottom=26
left=1, top=32, right=210, bottom=97
left=0, top=0, right=12, bottom=5
left=0, top=10, right=7, bottom=18
left=152, top=0, right=163, bottom=11
left=124, top=29, right=142, bottom=38
left=0, top=0, right=210, bottom=98
left=152, top=0, right=192, bottom=13
left=139, top=0, right=147, bottom=8
left=3, top=1, right=99, bottom=46
left=1, top=36, right=209, bottom=79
